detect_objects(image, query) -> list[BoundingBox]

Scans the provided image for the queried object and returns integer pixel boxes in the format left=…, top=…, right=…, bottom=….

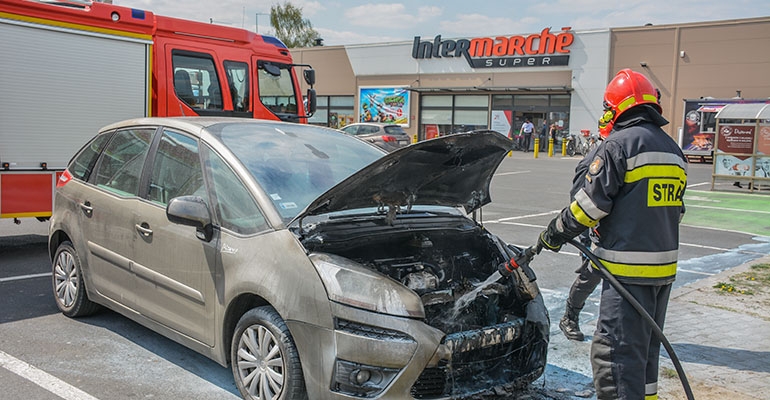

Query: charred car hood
left=301, top=130, right=512, bottom=218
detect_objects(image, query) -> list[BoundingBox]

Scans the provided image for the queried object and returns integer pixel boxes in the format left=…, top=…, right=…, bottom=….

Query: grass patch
left=713, top=263, right=770, bottom=296
left=661, top=366, right=678, bottom=379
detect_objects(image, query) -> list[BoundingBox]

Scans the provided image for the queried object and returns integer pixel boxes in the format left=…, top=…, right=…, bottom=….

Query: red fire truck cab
left=0, top=0, right=316, bottom=222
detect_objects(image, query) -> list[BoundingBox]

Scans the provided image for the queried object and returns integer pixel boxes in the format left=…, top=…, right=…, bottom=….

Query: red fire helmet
left=597, top=69, right=662, bottom=138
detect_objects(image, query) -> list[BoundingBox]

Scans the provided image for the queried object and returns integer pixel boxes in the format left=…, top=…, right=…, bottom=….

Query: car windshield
left=210, top=122, right=385, bottom=221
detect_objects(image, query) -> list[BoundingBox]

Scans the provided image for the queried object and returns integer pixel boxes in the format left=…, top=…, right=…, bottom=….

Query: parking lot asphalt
left=1, top=149, right=769, bottom=399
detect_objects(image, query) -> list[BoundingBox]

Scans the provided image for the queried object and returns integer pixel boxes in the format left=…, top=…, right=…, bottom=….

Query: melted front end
left=300, top=212, right=549, bottom=398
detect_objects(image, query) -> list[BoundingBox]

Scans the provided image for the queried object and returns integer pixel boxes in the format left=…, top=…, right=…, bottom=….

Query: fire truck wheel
left=232, top=306, right=307, bottom=400
left=52, top=241, right=100, bottom=317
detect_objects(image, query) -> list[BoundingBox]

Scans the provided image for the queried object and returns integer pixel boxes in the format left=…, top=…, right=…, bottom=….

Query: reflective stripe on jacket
left=559, top=106, right=687, bottom=285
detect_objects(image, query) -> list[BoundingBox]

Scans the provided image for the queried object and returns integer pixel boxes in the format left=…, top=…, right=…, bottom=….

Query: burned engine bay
left=300, top=214, right=529, bottom=332
left=299, top=212, right=549, bottom=397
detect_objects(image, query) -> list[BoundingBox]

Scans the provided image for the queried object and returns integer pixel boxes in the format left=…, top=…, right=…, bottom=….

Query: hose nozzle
left=498, top=245, right=538, bottom=276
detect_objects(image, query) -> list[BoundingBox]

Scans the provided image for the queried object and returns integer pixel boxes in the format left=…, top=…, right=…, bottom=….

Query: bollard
left=533, top=138, right=540, bottom=158
left=562, top=139, right=567, bottom=156
left=508, top=136, right=513, bottom=157
left=413, top=134, right=418, bottom=144
left=548, top=138, right=554, bottom=157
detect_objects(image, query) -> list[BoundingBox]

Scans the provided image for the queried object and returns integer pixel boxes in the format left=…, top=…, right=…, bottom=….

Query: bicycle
left=566, top=130, right=600, bottom=157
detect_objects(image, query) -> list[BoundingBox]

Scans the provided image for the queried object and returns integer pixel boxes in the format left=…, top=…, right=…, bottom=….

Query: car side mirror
left=167, top=195, right=213, bottom=241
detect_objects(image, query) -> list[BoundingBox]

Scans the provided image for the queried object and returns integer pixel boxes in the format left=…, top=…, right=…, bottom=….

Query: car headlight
left=310, top=253, right=425, bottom=318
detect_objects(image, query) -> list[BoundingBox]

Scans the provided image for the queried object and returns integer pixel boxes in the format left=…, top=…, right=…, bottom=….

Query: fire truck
left=0, top=0, right=316, bottom=223
left=679, top=97, right=769, bottom=163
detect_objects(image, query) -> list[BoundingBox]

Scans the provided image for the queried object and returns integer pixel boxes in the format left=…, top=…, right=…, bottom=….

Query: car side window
left=70, top=132, right=112, bottom=182
left=147, top=129, right=204, bottom=206
left=94, top=128, right=155, bottom=197
left=203, top=146, right=268, bottom=235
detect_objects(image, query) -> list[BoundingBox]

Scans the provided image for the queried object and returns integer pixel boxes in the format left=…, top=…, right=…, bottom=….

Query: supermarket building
left=291, top=16, right=770, bottom=145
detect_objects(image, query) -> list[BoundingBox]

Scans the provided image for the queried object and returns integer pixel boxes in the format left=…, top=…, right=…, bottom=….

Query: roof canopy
left=715, top=103, right=770, bottom=120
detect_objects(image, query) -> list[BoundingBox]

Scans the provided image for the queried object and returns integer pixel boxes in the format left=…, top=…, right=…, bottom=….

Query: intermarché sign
left=411, top=27, right=574, bottom=69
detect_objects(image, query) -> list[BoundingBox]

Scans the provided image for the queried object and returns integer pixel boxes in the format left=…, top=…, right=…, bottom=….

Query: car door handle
left=135, top=223, right=153, bottom=237
left=79, top=202, right=93, bottom=216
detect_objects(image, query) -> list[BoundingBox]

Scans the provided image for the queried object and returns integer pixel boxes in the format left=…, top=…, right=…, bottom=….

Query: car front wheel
left=52, top=241, right=100, bottom=317
left=232, top=306, right=307, bottom=400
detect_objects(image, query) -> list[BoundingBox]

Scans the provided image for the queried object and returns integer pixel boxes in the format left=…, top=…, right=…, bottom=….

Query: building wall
left=293, top=16, right=770, bottom=143
left=610, top=17, right=770, bottom=139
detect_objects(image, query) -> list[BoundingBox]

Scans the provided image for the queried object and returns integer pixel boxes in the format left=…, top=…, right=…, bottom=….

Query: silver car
left=49, top=118, right=547, bottom=400
left=339, top=122, right=412, bottom=152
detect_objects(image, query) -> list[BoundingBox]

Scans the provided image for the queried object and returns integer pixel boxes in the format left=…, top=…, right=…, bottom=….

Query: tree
left=269, top=2, right=320, bottom=48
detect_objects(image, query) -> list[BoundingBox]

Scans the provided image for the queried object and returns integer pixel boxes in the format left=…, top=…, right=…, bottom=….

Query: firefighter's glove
left=538, top=217, right=572, bottom=253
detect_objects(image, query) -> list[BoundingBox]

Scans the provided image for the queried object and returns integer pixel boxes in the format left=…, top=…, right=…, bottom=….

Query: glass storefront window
left=455, top=95, right=488, bottom=107
left=423, top=96, right=452, bottom=107
left=308, top=95, right=354, bottom=128
left=492, top=95, right=513, bottom=109
left=515, top=94, right=549, bottom=107
left=551, top=95, right=570, bottom=107
left=454, top=109, right=489, bottom=133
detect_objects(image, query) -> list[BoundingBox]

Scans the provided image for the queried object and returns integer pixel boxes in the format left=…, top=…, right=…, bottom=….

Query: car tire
left=52, top=241, right=100, bottom=317
left=232, top=306, right=307, bottom=400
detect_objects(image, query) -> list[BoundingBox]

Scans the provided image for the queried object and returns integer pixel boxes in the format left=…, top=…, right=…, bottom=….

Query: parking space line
left=0, top=350, right=100, bottom=400
left=0, top=272, right=50, bottom=283
left=494, top=170, right=530, bottom=176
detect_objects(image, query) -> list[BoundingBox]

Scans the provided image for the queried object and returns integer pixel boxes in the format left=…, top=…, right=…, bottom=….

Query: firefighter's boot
left=559, top=303, right=585, bottom=341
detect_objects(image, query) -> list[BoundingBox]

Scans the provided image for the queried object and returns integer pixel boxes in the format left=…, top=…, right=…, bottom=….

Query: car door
left=80, top=127, right=156, bottom=309
left=130, top=128, right=218, bottom=346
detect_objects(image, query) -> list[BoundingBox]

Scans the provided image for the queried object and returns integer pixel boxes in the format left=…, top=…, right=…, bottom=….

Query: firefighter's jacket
left=557, top=105, right=687, bottom=285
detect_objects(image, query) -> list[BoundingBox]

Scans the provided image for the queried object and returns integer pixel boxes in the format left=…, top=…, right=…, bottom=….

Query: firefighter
left=537, top=69, right=687, bottom=399
left=559, top=126, right=612, bottom=342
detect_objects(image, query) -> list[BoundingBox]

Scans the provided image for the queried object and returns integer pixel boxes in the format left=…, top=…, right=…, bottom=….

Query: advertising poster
left=425, top=124, right=440, bottom=140
left=491, top=110, right=513, bottom=138
left=716, top=124, right=755, bottom=154
left=714, top=154, right=753, bottom=177
left=358, top=87, right=410, bottom=127
left=681, top=100, right=718, bottom=154
left=756, top=156, right=770, bottom=178
left=757, top=125, right=770, bottom=155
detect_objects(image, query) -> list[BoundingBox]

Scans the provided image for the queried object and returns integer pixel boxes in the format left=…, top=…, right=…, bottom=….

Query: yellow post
left=562, top=138, right=567, bottom=156
left=548, top=138, right=554, bottom=157
left=533, top=138, right=539, bottom=158
left=508, top=136, right=513, bottom=157
left=413, top=134, right=418, bottom=144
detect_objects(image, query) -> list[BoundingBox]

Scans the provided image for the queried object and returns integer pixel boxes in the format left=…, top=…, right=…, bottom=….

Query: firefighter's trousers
left=567, top=258, right=602, bottom=310
left=590, top=281, right=672, bottom=399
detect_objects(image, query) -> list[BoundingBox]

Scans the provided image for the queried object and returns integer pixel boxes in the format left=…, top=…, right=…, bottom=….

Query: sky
left=115, top=0, right=770, bottom=46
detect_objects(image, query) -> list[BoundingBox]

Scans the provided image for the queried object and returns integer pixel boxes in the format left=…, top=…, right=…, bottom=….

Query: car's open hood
left=300, top=130, right=512, bottom=219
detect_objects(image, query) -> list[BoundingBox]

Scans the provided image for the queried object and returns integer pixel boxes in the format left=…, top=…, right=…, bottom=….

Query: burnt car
left=339, top=122, right=412, bottom=152
left=49, top=118, right=548, bottom=400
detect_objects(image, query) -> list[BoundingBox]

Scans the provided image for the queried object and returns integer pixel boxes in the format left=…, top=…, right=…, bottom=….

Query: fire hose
left=499, top=239, right=695, bottom=400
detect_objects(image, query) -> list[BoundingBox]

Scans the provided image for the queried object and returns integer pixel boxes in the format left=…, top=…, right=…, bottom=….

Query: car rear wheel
left=52, top=241, right=100, bottom=317
left=232, top=306, right=306, bottom=400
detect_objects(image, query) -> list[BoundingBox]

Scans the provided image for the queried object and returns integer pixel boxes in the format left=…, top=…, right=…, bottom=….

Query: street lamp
left=255, top=12, right=269, bottom=33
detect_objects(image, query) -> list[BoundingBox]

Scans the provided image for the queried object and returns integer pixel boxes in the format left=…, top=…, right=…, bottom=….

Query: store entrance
left=515, top=111, right=546, bottom=151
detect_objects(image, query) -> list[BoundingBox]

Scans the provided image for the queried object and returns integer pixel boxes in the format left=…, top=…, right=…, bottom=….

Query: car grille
left=410, top=318, right=546, bottom=399
left=335, top=319, right=414, bottom=342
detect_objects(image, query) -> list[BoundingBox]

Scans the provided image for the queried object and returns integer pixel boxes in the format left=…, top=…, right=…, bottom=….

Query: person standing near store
left=540, top=121, right=549, bottom=152
left=536, top=69, right=687, bottom=400
left=521, top=118, right=535, bottom=152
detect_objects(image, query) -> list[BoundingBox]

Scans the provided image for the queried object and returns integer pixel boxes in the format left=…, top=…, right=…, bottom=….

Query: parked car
left=339, top=122, right=411, bottom=152
left=49, top=118, right=548, bottom=400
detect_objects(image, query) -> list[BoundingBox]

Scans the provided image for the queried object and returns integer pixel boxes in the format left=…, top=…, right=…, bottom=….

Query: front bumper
left=286, top=296, right=549, bottom=399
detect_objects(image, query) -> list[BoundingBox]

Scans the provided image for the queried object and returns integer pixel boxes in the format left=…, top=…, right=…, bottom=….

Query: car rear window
left=384, top=126, right=406, bottom=135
